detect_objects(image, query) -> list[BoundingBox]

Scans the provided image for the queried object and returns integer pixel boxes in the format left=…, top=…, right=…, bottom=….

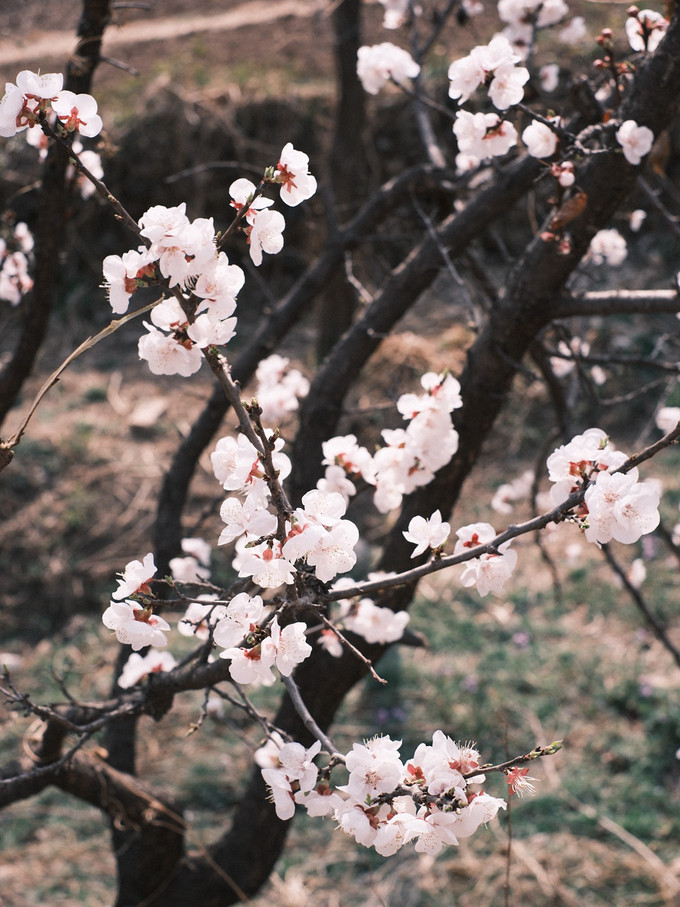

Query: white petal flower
left=522, top=120, right=558, bottom=158
left=356, top=43, right=420, bottom=95
left=248, top=209, right=285, bottom=266
left=616, top=120, right=654, bottom=166
left=403, top=510, right=451, bottom=557
left=276, top=143, right=317, bottom=207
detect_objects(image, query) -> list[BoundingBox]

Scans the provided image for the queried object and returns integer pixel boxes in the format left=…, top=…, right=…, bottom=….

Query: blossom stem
left=463, top=741, right=563, bottom=780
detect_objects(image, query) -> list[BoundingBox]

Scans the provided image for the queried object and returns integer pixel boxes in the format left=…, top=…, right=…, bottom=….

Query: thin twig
left=280, top=674, right=338, bottom=756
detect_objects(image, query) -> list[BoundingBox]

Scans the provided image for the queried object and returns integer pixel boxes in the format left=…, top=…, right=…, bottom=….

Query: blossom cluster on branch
left=1, top=0, right=678, bottom=875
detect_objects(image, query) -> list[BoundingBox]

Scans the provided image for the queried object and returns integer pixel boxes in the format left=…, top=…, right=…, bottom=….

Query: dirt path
left=0, top=0, right=324, bottom=68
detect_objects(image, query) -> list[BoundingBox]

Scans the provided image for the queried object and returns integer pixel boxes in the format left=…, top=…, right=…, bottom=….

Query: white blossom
left=356, top=43, right=420, bottom=95
left=616, top=120, right=654, bottom=166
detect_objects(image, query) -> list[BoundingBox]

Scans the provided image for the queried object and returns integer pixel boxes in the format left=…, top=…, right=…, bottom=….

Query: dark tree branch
left=0, top=0, right=112, bottom=427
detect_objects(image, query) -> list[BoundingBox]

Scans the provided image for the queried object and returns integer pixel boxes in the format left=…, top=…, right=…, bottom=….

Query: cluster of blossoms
left=0, top=70, right=102, bottom=138
left=101, top=370, right=466, bottom=683
left=586, top=228, right=628, bottom=267
left=329, top=575, right=411, bottom=651
left=497, top=0, right=571, bottom=54
left=258, top=731, right=509, bottom=855
left=371, top=371, right=462, bottom=512
left=455, top=522, right=518, bottom=596
left=252, top=354, right=310, bottom=424
left=356, top=42, right=421, bottom=95
left=103, top=200, right=243, bottom=375
left=229, top=143, right=316, bottom=266
left=357, top=7, right=659, bottom=187
left=0, top=221, right=33, bottom=306
left=102, top=553, right=171, bottom=651
left=448, top=35, right=529, bottom=110
left=101, top=143, right=316, bottom=376
left=319, top=372, right=462, bottom=514
left=547, top=428, right=660, bottom=545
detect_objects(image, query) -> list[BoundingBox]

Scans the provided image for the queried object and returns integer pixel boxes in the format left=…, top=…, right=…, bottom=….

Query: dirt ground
left=0, top=0, right=377, bottom=86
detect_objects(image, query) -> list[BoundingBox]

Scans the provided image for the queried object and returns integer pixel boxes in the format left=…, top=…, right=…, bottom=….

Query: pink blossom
left=488, top=63, right=529, bottom=110
left=629, top=209, right=647, bottom=232
left=0, top=84, right=29, bottom=137
left=447, top=792, right=506, bottom=836
left=102, top=600, right=170, bottom=650
left=52, top=90, right=103, bottom=137
left=277, top=740, right=321, bottom=791
left=584, top=471, right=660, bottom=545
left=211, top=433, right=260, bottom=490
left=16, top=70, right=63, bottom=100
left=276, top=143, right=317, bottom=207
left=118, top=650, right=177, bottom=688
left=138, top=324, right=203, bottom=376
left=408, top=731, right=479, bottom=796
left=454, top=110, right=517, bottom=160
left=656, top=407, right=680, bottom=432
left=253, top=354, right=309, bottom=423
left=616, top=120, right=654, bottom=166
left=305, top=520, right=359, bottom=582
left=559, top=16, right=587, bottom=43
left=237, top=541, right=296, bottom=587
left=343, top=735, right=404, bottom=801
left=193, top=252, right=244, bottom=315
left=221, top=643, right=276, bottom=686
left=342, top=599, right=410, bottom=644
left=112, top=552, right=157, bottom=600
left=0, top=71, right=64, bottom=137
left=229, top=177, right=273, bottom=223
left=295, top=784, right=346, bottom=816
left=186, top=311, right=236, bottom=348
left=540, top=64, right=559, bottom=93
left=587, top=229, right=627, bottom=267
left=373, top=811, right=424, bottom=856
left=169, top=556, right=211, bottom=583
left=626, top=9, right=668, bottom=52
left=102, top=247, right=156, bottom=314
left=335, top=801, right=379, bottom=847
left=213, top=592, right=266, bottom=649
left=322, top=434, right=375, bottom=483
left=139, top=203, right=189, bottom=246
left=262, top=617, right=313, bottom=676
left=447, top=56, right=486, bottom=105
left=506, top=766, right=536, bottom=796
left=522, top=120, right=558, bottom=158
left=356, top=43, right=420, bottom=95
left=298, top=489, right=347, bottom=527
left=247, top=209, right=285, bottom=266
left=218, top=495, right=278, bottom=546
left=379, top=0, right=410, bottom=29
left=0, top=250, right=32, bottom=305
left=455, top=523, right=518, bottom=597
left=316, top=464, right=357, bottom=502
left=403, top=510, right=450, bottom=557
